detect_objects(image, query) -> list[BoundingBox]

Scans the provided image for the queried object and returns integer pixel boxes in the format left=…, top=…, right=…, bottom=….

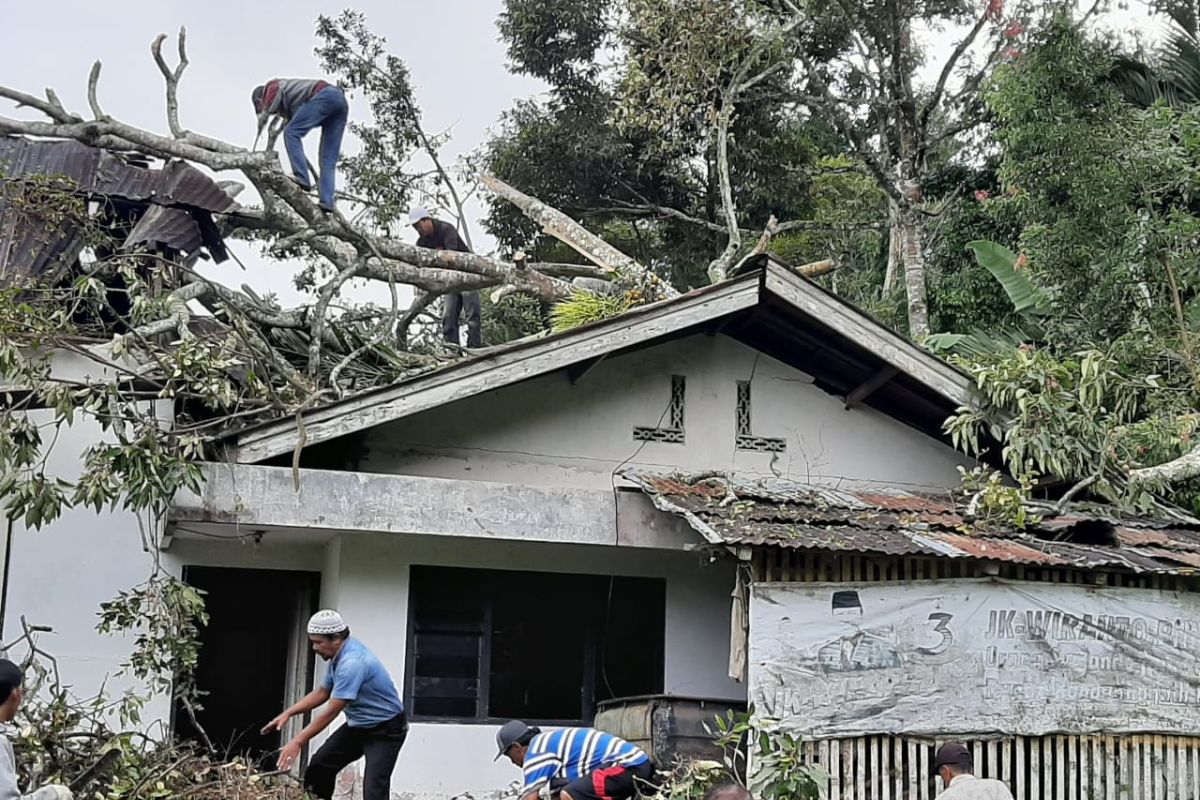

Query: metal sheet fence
left=799, top=734, right=1200, bottom=800
left=751, top=550, right=1200, bottom=798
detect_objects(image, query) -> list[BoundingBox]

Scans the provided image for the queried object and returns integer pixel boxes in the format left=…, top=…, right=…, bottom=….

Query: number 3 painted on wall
left=917, top=612, right=954, bottom=656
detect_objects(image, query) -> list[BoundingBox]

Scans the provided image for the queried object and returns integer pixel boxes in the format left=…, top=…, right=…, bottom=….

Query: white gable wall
left=358, top=334, right=970, bottom=492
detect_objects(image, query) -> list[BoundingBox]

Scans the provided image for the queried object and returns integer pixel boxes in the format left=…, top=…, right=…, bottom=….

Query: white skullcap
left=408, top=207, right=432, bottom=224
left=307, top=609, right=348, bottom=635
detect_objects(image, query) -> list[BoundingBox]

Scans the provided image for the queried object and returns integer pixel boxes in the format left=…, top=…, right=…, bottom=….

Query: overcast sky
left=0, top=1, right=1167, bottom=312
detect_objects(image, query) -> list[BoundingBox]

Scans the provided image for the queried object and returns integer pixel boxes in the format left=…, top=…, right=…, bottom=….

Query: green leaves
left=550, top=290, right=634, bottom=332
left=662, top=711, right=824, bottom=800
left=967, top=240, right=1048, bottom=315
left=924, top=240, right=1048, bottom=359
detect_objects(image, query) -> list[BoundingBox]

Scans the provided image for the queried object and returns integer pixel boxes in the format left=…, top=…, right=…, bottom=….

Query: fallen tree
left=0, top=27, right=681, bottom=383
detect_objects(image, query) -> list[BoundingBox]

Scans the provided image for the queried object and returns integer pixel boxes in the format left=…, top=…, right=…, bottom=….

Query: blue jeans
left=284, top=86, right=348, bottom=209
left=443, top=291, right=482, bottom=347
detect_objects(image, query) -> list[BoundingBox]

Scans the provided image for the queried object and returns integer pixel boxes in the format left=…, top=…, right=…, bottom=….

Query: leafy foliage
left=550, top=290, right=633, bottom=332
left=927, top=19, right=1200, bottom=514
left=925, top=239, right=1046, bottom=358
left=315, top=11, right=423, bottom=230
left=7, top=622, right=302, bottom=799
left=0, top=179, right=271, bottom=718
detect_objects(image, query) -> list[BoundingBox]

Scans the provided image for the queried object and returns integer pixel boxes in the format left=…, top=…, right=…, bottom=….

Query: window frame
left=403, top=565, right=663, bottom=725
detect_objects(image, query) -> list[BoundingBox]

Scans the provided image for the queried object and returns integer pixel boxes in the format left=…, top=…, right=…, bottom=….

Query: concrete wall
left=3, top=407, right=176, bottom=732
left=324, top=531, right=741, bottom=800
left=358, top=334, right=969, bottom=493
left=1, top=352, right=178, bottom=729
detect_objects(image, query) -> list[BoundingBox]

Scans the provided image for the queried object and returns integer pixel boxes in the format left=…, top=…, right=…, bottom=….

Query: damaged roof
left=227, top=261, right=988, bottom=464
left=0, top=136, right=236, bottom=286
left=626, top=472, right=1200, bottom=575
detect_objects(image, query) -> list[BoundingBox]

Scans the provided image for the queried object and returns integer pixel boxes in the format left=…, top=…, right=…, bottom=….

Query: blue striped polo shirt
left=522, top=728, right=649, bottom=793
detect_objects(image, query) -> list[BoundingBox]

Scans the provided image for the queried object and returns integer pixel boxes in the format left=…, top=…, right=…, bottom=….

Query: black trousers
left=304, top=713, right=408, bottom=800
left=443, top=291, right=482, bottom=347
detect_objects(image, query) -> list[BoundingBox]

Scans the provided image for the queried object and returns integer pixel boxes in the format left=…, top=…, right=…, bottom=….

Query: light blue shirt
left=321, top=638, right=404, bottom=727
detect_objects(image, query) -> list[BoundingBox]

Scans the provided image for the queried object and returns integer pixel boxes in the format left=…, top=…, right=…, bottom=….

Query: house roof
left=627, top=471, right=1200, bottom=575
left=0, top=136, right=236, bottom=287
left=224, top=258, right=983, bottom=464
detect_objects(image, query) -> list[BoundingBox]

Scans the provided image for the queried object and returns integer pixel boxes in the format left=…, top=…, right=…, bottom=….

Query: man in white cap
left=261, top=610, right=406, bottom=800
left=409, top=207, right=482, bottom=348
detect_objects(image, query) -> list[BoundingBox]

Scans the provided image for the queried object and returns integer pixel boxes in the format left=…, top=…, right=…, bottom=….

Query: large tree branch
left=707, top=98, right=741, bottom=283
left=0, top=32, right=627, bottom=309
left=1129, top=445, right=1200, bottom=489
left=481, top=175, right=676, bottom=299
left=0, top=87, right=81, bottom=125
left=98, top=281, right=208, bottom=354
left=706, top=11, right=807, bottom=283
left=585, top=204, right=884, bottom=235
left=920, top=4, right=993, bottom=134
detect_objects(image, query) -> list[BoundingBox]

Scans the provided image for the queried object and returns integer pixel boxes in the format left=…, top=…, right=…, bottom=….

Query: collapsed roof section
left=0, top=135, right=238, bottom=287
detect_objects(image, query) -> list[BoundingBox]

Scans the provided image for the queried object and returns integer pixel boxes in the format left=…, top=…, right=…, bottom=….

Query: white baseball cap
left=409, top=207, right=432, bottom=225
left=307, top=609, right=348, bottom=635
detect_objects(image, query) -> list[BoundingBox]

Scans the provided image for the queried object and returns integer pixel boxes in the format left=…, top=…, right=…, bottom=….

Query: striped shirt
left=522, top=728, right=649, bottom=793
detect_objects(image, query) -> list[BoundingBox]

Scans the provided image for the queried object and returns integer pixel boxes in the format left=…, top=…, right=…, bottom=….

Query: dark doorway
left=175, top=566, right=320, bottom=767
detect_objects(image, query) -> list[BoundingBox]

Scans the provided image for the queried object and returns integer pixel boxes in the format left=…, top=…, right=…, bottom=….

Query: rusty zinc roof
left=625, top=472, right=1200, bottom=574
left=0, top=136, right=235, bottom=286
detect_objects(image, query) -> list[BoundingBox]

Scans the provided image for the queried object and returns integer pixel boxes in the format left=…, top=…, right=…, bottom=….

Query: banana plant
left=925, top=240, right=1048, bottom=358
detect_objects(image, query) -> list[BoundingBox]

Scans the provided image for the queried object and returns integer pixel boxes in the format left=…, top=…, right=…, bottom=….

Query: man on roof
left=261, top=610, right=407, bottom=800
left=495, top=720, right=657, bottom=800
left=410, top=207, right=482, bottom=348
left=251, top=78, right=348, bottom=212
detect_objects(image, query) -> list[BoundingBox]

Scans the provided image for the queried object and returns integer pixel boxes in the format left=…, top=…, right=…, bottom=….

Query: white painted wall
left=2, top=351, right=177, bottom=730
left=325, top=531, right=742, bottom=800
left=358, top=334, right=970, bottom=493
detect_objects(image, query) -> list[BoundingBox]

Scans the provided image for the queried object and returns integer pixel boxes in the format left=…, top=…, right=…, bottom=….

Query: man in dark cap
left=0, top=659, right=72, bottom=800
left=933, top=743, right=1014, bottom=799
left=495, top=719, right=655, bottom=800
left=251, top=78, right=348, bottom=212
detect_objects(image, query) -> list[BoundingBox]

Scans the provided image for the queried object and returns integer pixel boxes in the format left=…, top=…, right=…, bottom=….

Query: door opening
left=174, top=566, right=320, bottom=766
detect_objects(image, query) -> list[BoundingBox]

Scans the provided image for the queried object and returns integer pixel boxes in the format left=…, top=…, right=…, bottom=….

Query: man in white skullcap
left=261, top=610, right=406, bottom=800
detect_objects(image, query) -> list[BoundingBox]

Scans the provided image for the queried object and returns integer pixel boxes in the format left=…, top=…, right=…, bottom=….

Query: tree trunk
left=899, top=203, right=929, bottom=338
left=883, top=200, right=902, bottom=294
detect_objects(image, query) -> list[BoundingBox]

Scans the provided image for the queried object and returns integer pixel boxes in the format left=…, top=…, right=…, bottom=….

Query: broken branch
left=482, top=175, right=676, bottom=299
left=151, top=29, right=188, bottom=138
left=86, top=62, right=106, bottom=121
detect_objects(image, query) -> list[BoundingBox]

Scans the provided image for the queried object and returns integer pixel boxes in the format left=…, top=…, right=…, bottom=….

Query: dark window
left=406, top=566, right=665, bottom=723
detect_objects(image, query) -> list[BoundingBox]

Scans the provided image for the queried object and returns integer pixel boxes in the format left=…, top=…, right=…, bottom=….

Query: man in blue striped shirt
left=495, top=720, right=656, bottom=800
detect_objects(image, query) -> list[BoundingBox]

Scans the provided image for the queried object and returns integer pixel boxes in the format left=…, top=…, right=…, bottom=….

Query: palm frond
left=550, top=291, right=633, bottom=333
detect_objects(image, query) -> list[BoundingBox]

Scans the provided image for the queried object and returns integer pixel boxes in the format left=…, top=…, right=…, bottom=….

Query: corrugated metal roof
left=0, top=136, right=234, bottom=284
left=626, top=472, right=1200, bottom=575
left=0, top=138, right=236, bottom=212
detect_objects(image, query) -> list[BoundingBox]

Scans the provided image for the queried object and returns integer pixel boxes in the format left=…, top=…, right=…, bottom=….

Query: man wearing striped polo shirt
left=495, top=720, right=656, bottom=800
